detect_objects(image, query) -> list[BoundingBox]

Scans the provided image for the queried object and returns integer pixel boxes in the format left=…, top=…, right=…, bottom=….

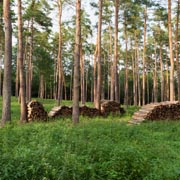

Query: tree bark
left=80, top=48, right=85, bottom=105
left=1, top=0, right=12, bottom=126
left=15, top=56, right=19, bottom=97
left=175, top=0, right=180, bottom=101
left=72, top=0, right=81, bottom=124
left=124, top=12, right=128, bottom=108
left=114, top=0, right=119, bottom=102
left=57, top=0, right=63, bottom=106
left=166, top=54, right=169, bottom=101
left=93, top=37, right=98, bottom=107
left=168, top=0, right=175, bottom=101
left=0, top=10, right=3, bottom=96
left=96, top=0, right=103, bottom=110
left=142, top=5, right=147, bottom=105
left=154, top=42, right=158, bottom=102
left=18, top=0, right=27, bottom=123
left=160, top=43, right=164, bottom=102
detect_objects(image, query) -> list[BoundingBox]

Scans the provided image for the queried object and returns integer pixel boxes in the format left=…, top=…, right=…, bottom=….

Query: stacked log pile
left=27, top=100, right=48, bottom=121
left=48, top=105, right=99, bottom=118
left=80, top=106, right=100, bottom=117
left=48, top=100, right=125, bottom=118
left=129, top=101, right=179, bottom=124
left=101, top=100, right=123, bottom=116
left=48, top=106, right=72, bottom=118
left=146, top=102, right=180, bottom=120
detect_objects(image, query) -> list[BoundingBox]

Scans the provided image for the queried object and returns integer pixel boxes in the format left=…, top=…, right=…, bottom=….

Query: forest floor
left=1, top=97, right=180, bottom=179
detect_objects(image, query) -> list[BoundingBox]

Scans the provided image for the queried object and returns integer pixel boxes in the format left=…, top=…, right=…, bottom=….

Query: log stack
left=27, top=100, right=48, bottom=121
left=129, top=101, right=180, bottom=124
left=48, top=106, right=72, bottom=118
left=48, top=105, right=100, bottom=118
left=80, top=106, right=100, bottom=117
left=101, top=100, right=122, bottom=116
left=48, top=100, right=125, bottom=118
left=146, top=102, right=180, bottom=120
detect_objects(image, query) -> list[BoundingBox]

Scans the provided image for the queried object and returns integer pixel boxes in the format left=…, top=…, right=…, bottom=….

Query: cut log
left=27, top=100, right=48, bottom=121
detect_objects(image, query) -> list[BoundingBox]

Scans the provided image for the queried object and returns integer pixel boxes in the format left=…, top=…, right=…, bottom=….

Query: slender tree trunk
left=133, top=40, right=138, bottom=106
left=29, top=18, right=33, bottom=101
left=154, top=42, right=158, bottom=102
left=160, top=43, right=164, bottom=102
left=110, top=25, right=114, bottom=101
left=168, top=0, right=175, bottom=101
left=142, top=5, right=147, bottom=105
left=166, top=54, right=170, bottom=101
left=93, top=37, right=98, bottom=107
left=101, top=55, right=105, bottom=100
left=70, top=67, right=73, bottom=100
left=85, top=67, right=88, bottom=102
left=114, top=0, right=119, bottom=102
left=57, top=0, right=63, bottom=106
left=96, top=0, right=103, bottom=110
left=0, top=43, right=2, bottom=96
left=124, top=13, right=128, bottom=108
left=39, top=74, right=44, bottom=98
left=137, top=47, right=141, bottom=106
left=175, top=0, right=180, bottom=101
left=147, top=72, right=149, bottom=103
left=80, top=48, right=85, bottom=105
left=15, top=56, right=19, bottom=97
left=18, top=0, right=27, bottom=123
left=0, top=11, right=3, bottom=96
left=72, top=0, right=81, bottom=124
left=1, top=0, right=12, bottom=126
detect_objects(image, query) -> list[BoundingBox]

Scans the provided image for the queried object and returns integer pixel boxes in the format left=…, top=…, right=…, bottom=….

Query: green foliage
left=1, top=98, right=180, bottom=179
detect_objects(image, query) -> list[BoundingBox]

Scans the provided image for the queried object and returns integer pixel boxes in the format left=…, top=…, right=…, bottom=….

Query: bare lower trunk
left=15, top=56, right=19, bottom=97
left=160, top=44, right=164, bottom=102
left=96, top=0, right=103, bottom=110
left=154, top=43, right=158, bottom=102
left=114, top=0, right=119, bottom=102
left=93, top=37, right=98, bottom=107
left=57, top=0, right=63, bottom=106
left=72, top=0, right=81, bottom=124
left=124, top=14, right=128, bottom=108
left=166, top=55, right=169, bottom=101
left=18, top=0, right=27, bottom=123
left=175, top=0, right=180, bottom=101
left=168, top=0, right=175, bottom=101
left=142, top=5, right=147, bottom=105
left=1, top=0, right=12, bottom=126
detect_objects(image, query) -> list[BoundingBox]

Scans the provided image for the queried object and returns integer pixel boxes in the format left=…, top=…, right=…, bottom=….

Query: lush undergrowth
left=1, top=98, right=180, bottom=179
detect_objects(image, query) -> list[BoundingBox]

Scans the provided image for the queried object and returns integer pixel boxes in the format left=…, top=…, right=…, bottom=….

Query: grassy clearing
left=0, top=98, right=180, bottom=179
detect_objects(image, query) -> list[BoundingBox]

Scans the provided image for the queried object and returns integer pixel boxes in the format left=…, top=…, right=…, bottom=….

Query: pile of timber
left=129, top=101, right=179, bottom=125
left=27, top=100, right=48, bottom=121
left=48, top=106, right=71, bottom=118
left=48, top=105, right=100, bottom=118
left=80, top=106, right=100, bottom=117
left=48, top=100, right=125, bottom=118
left=48, top=106, right=72, bottom=118
left=101, top=100, right=123, bottom=116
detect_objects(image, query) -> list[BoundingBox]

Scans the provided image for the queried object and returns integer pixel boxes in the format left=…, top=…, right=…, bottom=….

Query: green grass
left=0, top=98, right=180, bottom=179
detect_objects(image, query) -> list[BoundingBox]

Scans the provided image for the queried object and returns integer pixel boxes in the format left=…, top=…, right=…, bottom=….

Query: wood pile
left=146, top=102, right=180, bottom=120
left=80, top=106, right=100, bottom=117
left=101, top=100, right=123, bottom=116
left=129, top=101, right=179, bottom=124
left=48, top=100, right=125, bottom=118
left=48, top=105, right=99, bottom=118
left=48, top=106, right=72, bottom=118
left=27, top=100, right=48, bottom=121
